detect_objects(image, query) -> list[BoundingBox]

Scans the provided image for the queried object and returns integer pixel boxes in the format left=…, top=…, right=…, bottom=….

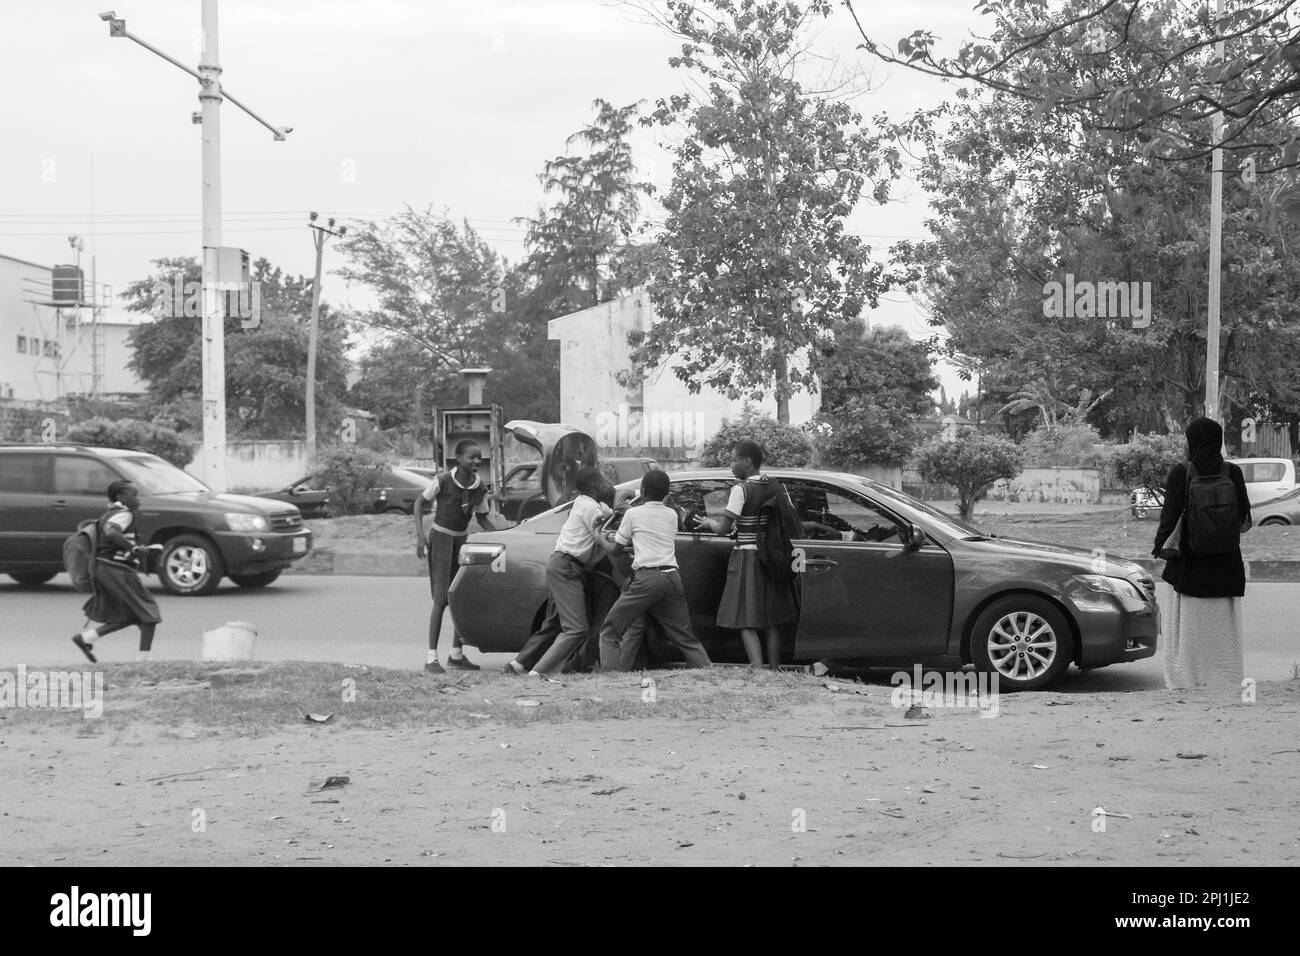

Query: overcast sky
left=2, top=0, right=985, bottom=399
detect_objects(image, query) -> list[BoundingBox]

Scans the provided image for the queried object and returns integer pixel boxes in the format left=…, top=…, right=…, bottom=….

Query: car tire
left=8, top=571, right=58, bottom=586
left=159, top=533, right=224, bottom=596
left=382, top=507, right=407, bottom=516
left=229, top=570, right=282, bottom=588
left=1260, top=517, right=1289, bottom=526
left=969, top=595, right=1074, bottom=692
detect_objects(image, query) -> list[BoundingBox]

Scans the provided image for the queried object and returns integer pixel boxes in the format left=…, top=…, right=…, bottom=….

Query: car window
left=113, top=455, right=210, bottom=494
left=1248, top=462, right=1287, bottom=483
left=54, top=457, right=120, bottom=496
left=669, top=478, right=734, bottom=533
left=506, top=466, right=540, bottom=491
left=0, top=454, right=47, bottom=493
left=786, top=480, right=908, bottom=544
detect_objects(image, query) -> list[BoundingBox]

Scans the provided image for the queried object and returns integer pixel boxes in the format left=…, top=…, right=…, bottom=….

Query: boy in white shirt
left=596, top=469, right=711, bottom=670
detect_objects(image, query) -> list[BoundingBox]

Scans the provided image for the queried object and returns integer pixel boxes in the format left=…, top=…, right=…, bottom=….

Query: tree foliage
left=64, top=417, right=196, bottom=469
left=915, top=427, right=1024, bottom=518
left=313, top=445, right=390, bottom=516
left=1112, top=431, right=1188, bottom=494
left=699, top=406, right=814, bottom=467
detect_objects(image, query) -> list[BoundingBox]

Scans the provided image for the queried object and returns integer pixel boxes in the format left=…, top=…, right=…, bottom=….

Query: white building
left=0, top=252, right=148, bottom=401
left=548, top=293, right=819, bottom=461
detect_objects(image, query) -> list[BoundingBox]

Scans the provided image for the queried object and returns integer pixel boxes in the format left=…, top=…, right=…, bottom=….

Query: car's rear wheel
left=8, top=571, right=57, bottom=586
left=159, top=534, right=224, bottom=596
left=229, top=570, right=282, bottom=588
left=382, top=506, right=407, bottom=516
left=970, top=595, right=1073, bottom=691
left=1260, top=517, right=1289, bottom=526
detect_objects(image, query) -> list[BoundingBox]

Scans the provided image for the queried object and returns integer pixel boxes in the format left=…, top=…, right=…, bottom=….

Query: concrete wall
left=549, top=295, right=819, bottom=462
left=188, top=441, right=309, bottom=493
left=0, top=398, right=67, bottom=442
left=988, top=467, right=1103, bottom=504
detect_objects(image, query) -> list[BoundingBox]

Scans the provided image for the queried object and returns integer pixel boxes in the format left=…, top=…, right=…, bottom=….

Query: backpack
left=63, top=519, right=100, bottom=593
left=1184, top=460, right=1240, bottom=555
left=755, top=481, right=802, bottom=585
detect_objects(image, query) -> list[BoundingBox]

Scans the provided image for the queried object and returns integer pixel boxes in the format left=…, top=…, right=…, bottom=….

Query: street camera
left=98, top=11, right=116, bottom=19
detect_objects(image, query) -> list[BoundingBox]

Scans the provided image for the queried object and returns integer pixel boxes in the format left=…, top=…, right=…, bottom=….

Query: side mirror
left=903, top=525, right=925, bottom=552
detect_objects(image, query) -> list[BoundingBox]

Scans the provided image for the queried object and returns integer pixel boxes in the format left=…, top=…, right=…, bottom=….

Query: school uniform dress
left=715, top=474, right=798, bottom=630
left=1152, top=449, right=1251, bottom=693
left=421, top=471, right=488, bottom=603
left=532, top=495, right=613, bottom=675
left=84, top=503, right=162, bottom=627
left=597, top=500, right=711, bottom=670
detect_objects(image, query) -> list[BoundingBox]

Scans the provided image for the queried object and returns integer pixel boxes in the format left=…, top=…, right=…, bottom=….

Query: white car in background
left=1231, top=458, right=1297, bottom=505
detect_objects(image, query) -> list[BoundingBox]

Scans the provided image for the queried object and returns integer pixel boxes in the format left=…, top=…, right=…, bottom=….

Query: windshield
left=113, top=455, right=211, bottom=495
left=855, top=480, right=983, bottom=537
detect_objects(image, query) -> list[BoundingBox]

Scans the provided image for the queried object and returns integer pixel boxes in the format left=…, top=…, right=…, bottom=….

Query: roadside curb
left=286, top=551, right=1300, bottom=582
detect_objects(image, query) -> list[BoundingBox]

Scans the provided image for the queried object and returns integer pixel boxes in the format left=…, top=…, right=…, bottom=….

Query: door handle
left=804, top=557, right=837, bottom=569
left=51, top=499, right=68, bottom=508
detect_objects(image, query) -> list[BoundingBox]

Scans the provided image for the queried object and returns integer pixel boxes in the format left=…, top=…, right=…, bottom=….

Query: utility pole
left=99, top=5, right=291, bottom=491
left=1205, top=0, right=1226, bottom=424
left=306, top=213, right=346, bottom=465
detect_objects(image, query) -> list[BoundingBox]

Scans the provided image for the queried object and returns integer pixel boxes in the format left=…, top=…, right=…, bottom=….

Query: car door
left=785, top=478, right=954, bottom=662
left=286, top=475, right=331, bottom=518
left=52, top=455, right=123, bottom=541
left=0, top=452, right=54, bottom=565
left=665, top=478, right=736, bottom=648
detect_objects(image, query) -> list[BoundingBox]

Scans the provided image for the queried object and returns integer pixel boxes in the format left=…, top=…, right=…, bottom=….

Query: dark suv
left=0, top=443, right=312, bottom=595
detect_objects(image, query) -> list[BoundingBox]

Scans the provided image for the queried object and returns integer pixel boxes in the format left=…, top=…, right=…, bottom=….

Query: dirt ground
left=3, top=667, right=1298, bottom=866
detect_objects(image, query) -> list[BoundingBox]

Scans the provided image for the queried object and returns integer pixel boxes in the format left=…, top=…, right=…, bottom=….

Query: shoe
left=72, top=635, right=97, bottom=663
left=423, top=660, right=445, bottom=675
left=445, top=655, right=480, bottom=671
left=503, top=662, right=525, bottom=675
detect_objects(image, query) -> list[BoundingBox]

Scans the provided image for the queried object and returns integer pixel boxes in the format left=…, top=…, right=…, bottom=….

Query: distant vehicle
left=1130, top=487, right=1162, bottom=519
left=1229, top=458, right=1296, bottom=505
left=253, top=467, right=430, bottom=518
left=1254, top=486, right=1300, bottom=526
left=598, top=457, right=660, bottom=485
left=497, top=462, right=547, bottom=523
left=0, top=443, right=311, bottom=595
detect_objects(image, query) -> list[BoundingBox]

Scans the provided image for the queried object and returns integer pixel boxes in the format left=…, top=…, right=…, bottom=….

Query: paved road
left=1, top=574, right=1296, bottom=686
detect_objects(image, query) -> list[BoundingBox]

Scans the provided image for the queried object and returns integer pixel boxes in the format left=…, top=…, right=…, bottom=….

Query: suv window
left=54, top=456, right=120, bottom=496
left=0, top=454, right=48, bottom=493
left=1246, top=462, right=1287, bottom=483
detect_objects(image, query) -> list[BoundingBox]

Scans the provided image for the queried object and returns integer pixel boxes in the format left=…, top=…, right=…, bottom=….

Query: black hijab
left=1184, top=416, right=1225, bottom=475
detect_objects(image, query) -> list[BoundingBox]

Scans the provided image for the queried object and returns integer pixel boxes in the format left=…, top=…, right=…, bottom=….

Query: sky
left=1, top=0, right=987, bottom=401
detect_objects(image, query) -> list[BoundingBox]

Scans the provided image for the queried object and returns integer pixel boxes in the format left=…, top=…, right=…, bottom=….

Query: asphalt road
left=1, top=574, right=1297, bottom=687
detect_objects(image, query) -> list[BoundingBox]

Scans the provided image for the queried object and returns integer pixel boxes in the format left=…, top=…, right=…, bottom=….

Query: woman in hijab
left=1151, top=417, right=1252, bottom=693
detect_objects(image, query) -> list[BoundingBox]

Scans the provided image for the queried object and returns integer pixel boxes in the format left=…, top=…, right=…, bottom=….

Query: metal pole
left=199, top=0, right=226, bottom=490
left=1205, top=0, right=1225, bottom=424
left=306, top=227, right=323, bottom=465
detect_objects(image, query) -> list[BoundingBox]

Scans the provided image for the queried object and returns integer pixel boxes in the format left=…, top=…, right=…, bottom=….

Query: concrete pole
left=199, top=0, right=226, bottom=490
left=1205, top=0, right=1225, bottom=425
left=306, top=227, right=324, bottom=465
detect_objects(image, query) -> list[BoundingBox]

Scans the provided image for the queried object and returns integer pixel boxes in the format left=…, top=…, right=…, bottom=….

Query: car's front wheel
left=159, top=534, right=224, bottom=596
left=229, top=570, right=282, bottom=588
left=1260, top=517, right=1289, bottom=526
left=970, top=595, right=1074, bottom=691
left=8, top=571, right=58, bottom=586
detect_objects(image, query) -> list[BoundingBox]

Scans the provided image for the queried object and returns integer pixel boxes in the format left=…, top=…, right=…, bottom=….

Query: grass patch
left=0, top=661, right=831, bottom=737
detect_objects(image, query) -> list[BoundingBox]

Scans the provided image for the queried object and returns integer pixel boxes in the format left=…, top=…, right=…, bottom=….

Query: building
left=548, top=294, right=819, bottom=462
left=0, top=252, right=148, bottom=402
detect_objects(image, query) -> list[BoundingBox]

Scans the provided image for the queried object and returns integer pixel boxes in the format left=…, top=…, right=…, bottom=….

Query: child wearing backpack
left=694, top=440, right=799, bottom=668
left=70, top=480, right=162, bottom=663
left=1152, top=417, right=1252, bottom=694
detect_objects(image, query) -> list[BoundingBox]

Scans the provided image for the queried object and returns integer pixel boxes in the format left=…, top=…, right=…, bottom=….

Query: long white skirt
left=1161, top=589, right=1243, bottom=694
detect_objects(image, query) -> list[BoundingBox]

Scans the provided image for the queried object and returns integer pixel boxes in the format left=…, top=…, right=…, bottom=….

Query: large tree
left=631, top=0, right=903, bottom=423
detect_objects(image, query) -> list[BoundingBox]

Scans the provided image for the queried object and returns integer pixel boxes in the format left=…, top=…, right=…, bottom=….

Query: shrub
left=1019, top=422, right=1107, bottom=468
left=699, top=406, right=813, bottom=468
left=915, top=428, right=1024, bottom=519
left=313, top=444, right=389, bottom=516
left=1112, top=432, right=1187, bottom=496
left=812, top=400, right=920, bottom=468
left=65, top=417, right=197, bottom=468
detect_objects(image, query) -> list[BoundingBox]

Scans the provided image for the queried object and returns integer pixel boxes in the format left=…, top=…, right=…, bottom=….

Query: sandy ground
left=4, top=675, right=1298, bottom=866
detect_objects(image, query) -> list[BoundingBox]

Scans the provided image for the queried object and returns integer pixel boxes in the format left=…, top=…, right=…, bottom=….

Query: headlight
left=459, top=543, right=504, bottom=566
left=1076, top=574, right=1144, bottom=600
left=226, top=513, right=269, bottom=532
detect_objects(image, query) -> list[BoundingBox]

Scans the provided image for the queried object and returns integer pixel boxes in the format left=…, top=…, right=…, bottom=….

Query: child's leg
left=739, top=628, right=763, bottom=666
left=763, top=626, right=782, bottom=669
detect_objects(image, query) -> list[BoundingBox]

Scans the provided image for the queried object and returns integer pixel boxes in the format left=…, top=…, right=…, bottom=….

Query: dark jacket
left=1152, top=460, right=1251, bottom=598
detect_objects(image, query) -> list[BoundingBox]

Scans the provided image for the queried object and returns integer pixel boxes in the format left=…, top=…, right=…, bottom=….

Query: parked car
left=253, top=467, right=430, bottom=517
left=1254, top=486, right=1300, bottom=525
left=497, top=462, right=547, bottom=523
left=1130, top=486, right=1162, bottom=518
left=1229, top=457, right=1296, bottom=505
left=449, top=468, right=1158, bottom=691
left=598, top=457, right=660, bottom=485
left=0, top=443, right=311, bottom=595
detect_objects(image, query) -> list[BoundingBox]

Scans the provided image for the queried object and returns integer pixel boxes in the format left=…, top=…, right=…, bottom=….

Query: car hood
left=958, top=534, right=1147, bottom=577
left=146, top=491, right=299, bottom=515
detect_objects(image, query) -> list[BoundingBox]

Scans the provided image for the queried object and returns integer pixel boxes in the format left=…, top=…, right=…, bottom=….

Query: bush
left=812, top=400, right=920, bottom=469
left=699, top=406, right=813, bottom=468
left=65, top=417, right=197, bottom=468
left=1019, top=422, right=1107, bottom=468
left=314, top=444, right=390, bottom=516
left=1112, top=432, right=1187, bottom=495
left=915, top=428, right=1024, bottom=519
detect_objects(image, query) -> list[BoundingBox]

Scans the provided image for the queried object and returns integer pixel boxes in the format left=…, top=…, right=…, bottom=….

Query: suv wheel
left=229, top=570, right=282, bottom=588
left=8, top=571, right=58, bottom=586
left=970, top=595, right=1074, bottom=691
left=159, top=534, right=224, bottom=596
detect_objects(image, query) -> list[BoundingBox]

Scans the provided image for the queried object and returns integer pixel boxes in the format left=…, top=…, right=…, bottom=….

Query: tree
left=851, top=0, right=1300, bottom=192
left=699, top=406, right=813, bottom=467
left=64, top=418, right=196, bottom=468
left=313, top=445, right=389, bottom=516
left=915, top=427, right=1024, bottom=518
left=632, top=0, right=903, bottom=423
left=1019, top=421, right=1107, bottom=467
left=1112, top=431, right=1188, bottom=499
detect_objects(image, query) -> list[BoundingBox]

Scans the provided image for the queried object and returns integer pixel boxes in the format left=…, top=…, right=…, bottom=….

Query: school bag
left=1183, top=460, right=1240, bottom=555
left=62, top=519, right=100, bottom=593
left=755, top=481, right=802, bottom=585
